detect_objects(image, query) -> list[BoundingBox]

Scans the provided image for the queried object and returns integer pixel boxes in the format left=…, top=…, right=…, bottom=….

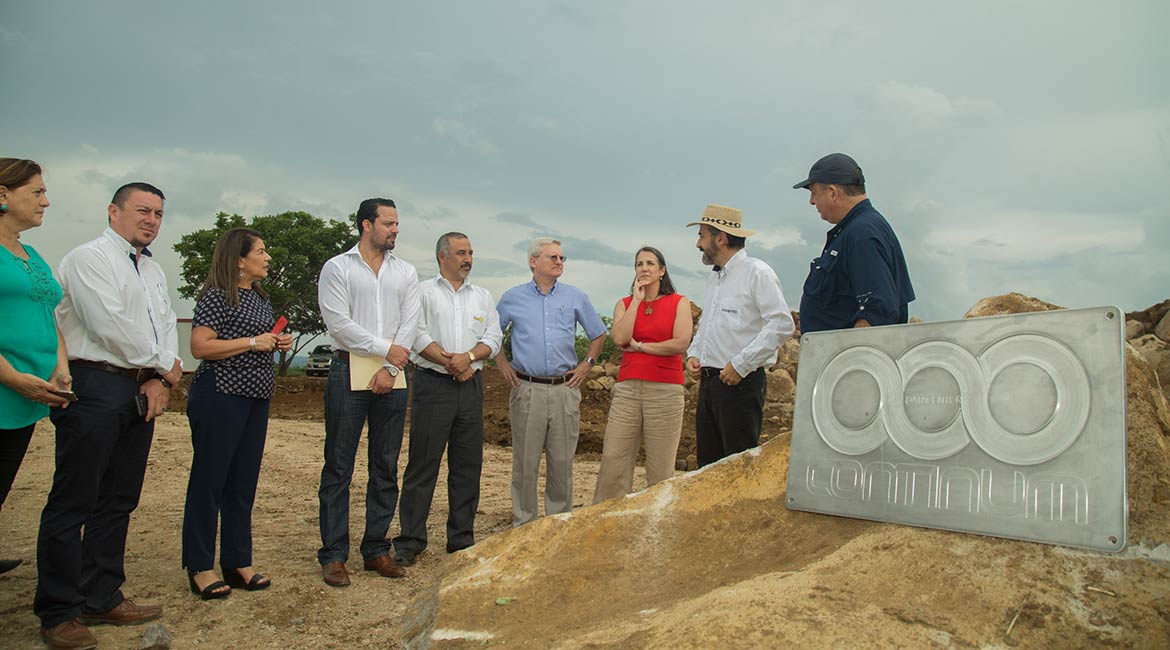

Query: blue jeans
left=317, top=357, right=407, bottom=564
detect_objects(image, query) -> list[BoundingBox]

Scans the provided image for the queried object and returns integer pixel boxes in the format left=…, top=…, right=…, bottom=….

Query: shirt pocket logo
left=804, top=252, right=841, bottom=297
left=469, top=312, right=487, bottom=336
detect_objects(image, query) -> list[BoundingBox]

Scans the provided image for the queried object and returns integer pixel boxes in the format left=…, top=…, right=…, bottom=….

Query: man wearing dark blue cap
left=793, top=153, right=914, bottom=333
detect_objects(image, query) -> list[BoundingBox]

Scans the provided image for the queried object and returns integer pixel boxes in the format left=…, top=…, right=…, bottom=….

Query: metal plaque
left=785, top=307, right=1127, bottom=552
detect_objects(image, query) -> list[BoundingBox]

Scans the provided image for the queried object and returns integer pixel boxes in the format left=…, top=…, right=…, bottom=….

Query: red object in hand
left=271, top=316, right=288, bottom=335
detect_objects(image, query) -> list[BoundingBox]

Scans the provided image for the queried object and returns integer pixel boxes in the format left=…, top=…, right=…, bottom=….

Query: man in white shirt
left=316, top=198, right=420, bottom=587
left=36, top=182, right=183, bottom=650
left=392, top=232, right=502, bottom=566
left=685, top=204, right=795, bottom=467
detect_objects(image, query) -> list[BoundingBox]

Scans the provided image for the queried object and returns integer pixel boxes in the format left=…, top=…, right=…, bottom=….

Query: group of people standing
left=0, top=151, right=913, bottom=650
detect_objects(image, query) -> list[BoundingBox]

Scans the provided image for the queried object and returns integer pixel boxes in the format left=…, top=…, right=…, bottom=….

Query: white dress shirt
left=411, top=276, right=503, bottom=374
left=318, top=245, right=421, bottom=360
left=55, top=227, right=181, bottom=373
left=686, top=248, right=795, bottom=376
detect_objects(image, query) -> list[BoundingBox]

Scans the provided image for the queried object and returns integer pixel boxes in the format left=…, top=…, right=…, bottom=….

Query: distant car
left=305, top=344, right=333, bottom=377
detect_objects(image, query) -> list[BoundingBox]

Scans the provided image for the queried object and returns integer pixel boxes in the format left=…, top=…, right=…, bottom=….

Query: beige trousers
left=509, top=380, right=581, bottom=526
left=593, top=379, right=684, bottom=504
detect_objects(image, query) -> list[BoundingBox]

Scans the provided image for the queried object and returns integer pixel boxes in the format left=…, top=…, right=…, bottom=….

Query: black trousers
left=182, top=368, right=270, bottom=572
left=0, top=423, right=36, bottom=508
left=394, top=368, right=483, bottom=555
left=695, top=367, right=766, bottom=467
left=35, top=364, right=154, bottom=629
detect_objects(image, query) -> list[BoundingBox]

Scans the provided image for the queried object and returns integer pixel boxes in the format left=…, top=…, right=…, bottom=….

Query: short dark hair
left=111, top=182, right=165, bottom=207
left=355, top=198, right=396, bottom=234
left=725, top=233, right=746, bottom=250
left=836, top=182, right=866, bottom=196
left=0, top=158, right=43, bottom=191
left=629, top=246, right=677, bottom=296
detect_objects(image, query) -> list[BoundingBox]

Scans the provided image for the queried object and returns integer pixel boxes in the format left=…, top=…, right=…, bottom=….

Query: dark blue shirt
left=799, top=199, right=915, bottom=333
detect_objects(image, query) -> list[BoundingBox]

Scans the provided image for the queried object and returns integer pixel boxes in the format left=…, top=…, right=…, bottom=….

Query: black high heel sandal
left=222, top=567, right=271, bottom=591
left=188, top=571, right=231, bottom=600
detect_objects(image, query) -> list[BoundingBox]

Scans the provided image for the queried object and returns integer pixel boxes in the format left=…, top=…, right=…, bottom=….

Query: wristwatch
left=158, top=377, right=173, bottom=389
left=468, top=351, right=477, bottom=363
left=585, top=357, right=597, bottom=366
left=386, top=365, right=400, bottom=377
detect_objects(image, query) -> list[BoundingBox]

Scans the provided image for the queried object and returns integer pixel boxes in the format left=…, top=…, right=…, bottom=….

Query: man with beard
left=37, top=182, right=182, bottom=649
left=316, top=198, right=420, bottom=586
left=685, top=204, right=794, bottom=467
left=393, top=232, right=502, bottom=566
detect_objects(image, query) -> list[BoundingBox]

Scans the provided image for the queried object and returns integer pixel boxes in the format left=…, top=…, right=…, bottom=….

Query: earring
left=0, top=204, right=7, bottom=213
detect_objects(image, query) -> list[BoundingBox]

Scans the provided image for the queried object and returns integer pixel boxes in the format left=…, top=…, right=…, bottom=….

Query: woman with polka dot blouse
left=182, top=228, right=292, bottom=599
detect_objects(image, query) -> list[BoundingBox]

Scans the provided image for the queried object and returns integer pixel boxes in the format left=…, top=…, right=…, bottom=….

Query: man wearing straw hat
left=792, top=153, right=914, bottom=332
left=685, top=205, right=795, bottom=467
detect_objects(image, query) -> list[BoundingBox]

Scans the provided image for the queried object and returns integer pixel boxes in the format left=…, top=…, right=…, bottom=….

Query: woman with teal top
left=0, top=158, right=72, bottom=575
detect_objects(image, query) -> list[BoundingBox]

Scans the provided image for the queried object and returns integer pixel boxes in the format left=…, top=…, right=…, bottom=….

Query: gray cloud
left=3, top=1, right=1166, bottom=322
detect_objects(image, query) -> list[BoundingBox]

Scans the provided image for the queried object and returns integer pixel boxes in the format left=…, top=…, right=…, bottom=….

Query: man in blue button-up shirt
left=793, top=153, right=915, bottom=333
left=495, top=237, right=606, bottom=526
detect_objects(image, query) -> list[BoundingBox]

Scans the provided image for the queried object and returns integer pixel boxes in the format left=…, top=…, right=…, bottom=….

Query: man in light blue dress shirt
left=495, top=237, right=606, bottom=526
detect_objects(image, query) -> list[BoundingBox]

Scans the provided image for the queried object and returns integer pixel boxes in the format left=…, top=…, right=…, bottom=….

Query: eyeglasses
left=545, top=255, right=567, bottom=262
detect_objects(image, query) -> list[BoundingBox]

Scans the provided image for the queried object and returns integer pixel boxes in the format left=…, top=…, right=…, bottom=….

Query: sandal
left=223, top=567, right=271, bottom=591
left=187, top=571, right=231, bottom=600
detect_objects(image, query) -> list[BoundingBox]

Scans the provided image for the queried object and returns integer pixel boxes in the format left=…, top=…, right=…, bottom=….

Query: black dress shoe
left=394, top=549, right=417, bottom=566
left=0, top=559, right=22, bottom=574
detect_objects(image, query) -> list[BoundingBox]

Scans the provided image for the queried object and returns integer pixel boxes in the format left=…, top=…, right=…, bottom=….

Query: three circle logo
left=811, top=334, right=1090, bottom=466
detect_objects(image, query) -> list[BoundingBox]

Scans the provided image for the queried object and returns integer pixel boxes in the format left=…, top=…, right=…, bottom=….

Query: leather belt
left=71, top=359, right=159, bottom=383
left=515, top=371, right=568, bottom=386
left=414, top=365, right=482, bottom=380
left=413, top=365, right=452, bottom=379
left=701, top=366, right=721, bottom=377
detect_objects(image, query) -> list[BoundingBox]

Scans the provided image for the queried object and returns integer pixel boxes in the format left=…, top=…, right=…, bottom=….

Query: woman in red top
left=593, top=247, right=693, bottom=503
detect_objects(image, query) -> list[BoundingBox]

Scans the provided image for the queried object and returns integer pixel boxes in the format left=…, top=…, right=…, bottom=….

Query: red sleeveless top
left=617, top=292, right=685, bottom=385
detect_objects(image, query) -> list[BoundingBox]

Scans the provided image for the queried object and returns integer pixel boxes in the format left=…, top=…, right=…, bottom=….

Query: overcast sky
left=3, top=1, right=1167, bottom=328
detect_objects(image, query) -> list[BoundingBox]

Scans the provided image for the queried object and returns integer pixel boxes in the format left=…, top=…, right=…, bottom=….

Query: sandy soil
left=0, top=375, right=657, bottom=650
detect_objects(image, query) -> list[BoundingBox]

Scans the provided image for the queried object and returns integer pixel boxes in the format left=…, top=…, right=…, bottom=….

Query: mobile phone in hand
left=49, top=388, right=78, bottom=402
left=134, top=394, right=148, bottom=417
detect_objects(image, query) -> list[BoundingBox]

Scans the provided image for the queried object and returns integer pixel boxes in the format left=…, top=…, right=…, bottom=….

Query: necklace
left=643, top=295, right=660, bottom=315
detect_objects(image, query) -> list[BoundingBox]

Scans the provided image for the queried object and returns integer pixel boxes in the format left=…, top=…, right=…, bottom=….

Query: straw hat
left=686, top=204, right=756, bottom=237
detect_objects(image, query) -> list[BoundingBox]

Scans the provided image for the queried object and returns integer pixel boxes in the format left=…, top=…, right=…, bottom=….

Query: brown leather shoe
left=79, top=599, right=162, bottom=626
left=363, top=553, right=406, bottom=578
left=321, top=561, right=350, bottom=587
left=41, top=619, right=97, bottom=650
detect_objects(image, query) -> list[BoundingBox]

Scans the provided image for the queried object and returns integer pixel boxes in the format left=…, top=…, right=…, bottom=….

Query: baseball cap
left=792, top=153, right=865, bottom=189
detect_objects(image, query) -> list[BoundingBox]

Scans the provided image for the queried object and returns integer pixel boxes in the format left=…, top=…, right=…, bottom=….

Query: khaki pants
left=593, top=380, right=684, bottom=504
left=509, top=380, right=581, bottom=526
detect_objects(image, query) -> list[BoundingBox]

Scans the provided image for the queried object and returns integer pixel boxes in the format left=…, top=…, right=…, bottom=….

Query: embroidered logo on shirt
left=472, top=315, right=484, bottom=323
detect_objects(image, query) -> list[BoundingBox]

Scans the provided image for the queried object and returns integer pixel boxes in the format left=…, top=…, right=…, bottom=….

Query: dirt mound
left=963, top=292, right=1065, bottom=318
left=403, top=295, right=1170, bottom=649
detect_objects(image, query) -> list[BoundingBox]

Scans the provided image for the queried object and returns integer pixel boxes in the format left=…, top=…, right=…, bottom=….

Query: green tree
left=173, top=211, right=358, bottom=375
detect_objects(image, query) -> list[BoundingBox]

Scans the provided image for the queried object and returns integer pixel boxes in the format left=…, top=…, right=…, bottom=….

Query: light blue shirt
left=496, top=280, right=606, bottom=377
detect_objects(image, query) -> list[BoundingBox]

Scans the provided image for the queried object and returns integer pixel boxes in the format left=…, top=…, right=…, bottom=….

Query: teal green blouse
left=0, top=244, right=62, bottom=428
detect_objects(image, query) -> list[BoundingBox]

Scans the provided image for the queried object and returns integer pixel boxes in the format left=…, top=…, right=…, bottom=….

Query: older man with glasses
left=495, top=238, right=606, bottom=526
